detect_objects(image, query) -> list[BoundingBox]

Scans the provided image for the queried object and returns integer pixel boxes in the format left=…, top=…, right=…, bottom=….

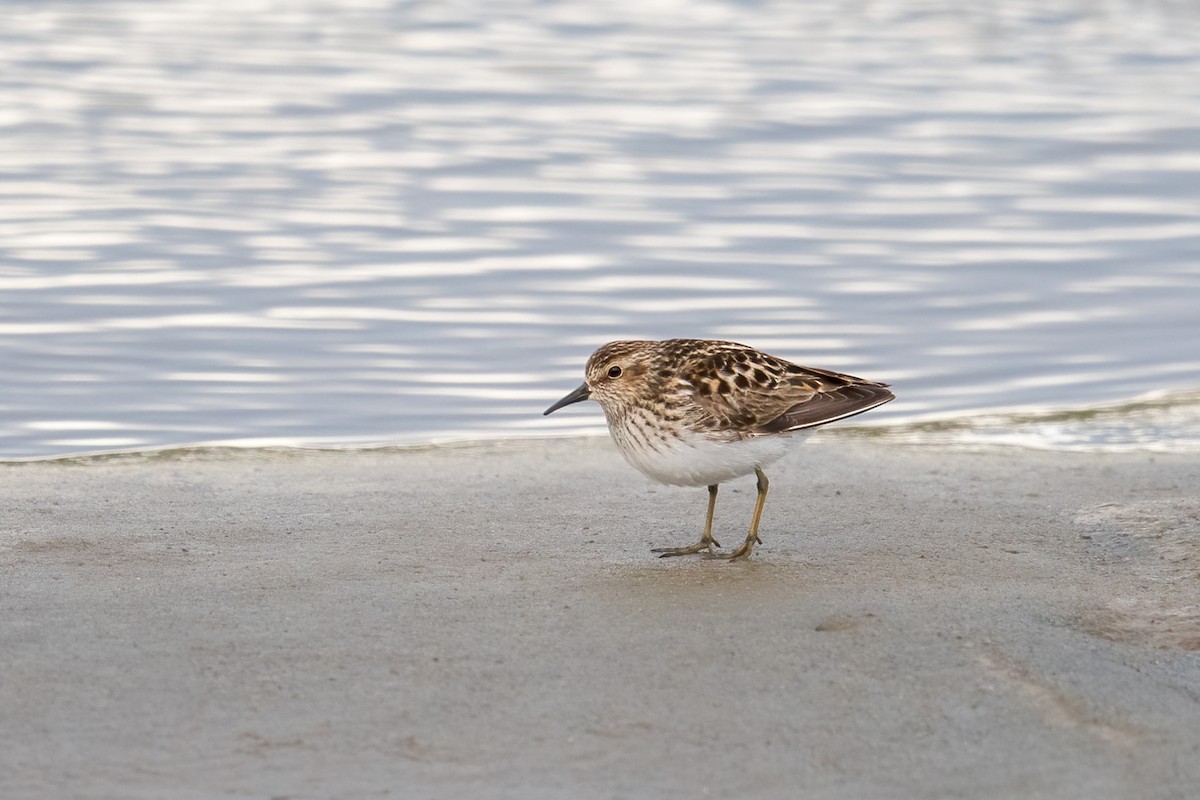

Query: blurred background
left=2, top=0, right=1199, bottom=459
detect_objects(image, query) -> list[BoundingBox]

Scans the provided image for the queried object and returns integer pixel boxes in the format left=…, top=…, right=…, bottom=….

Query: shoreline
left=4, top=383, right=1200, bottom=464
left=3, top=439, right=1199, bottom=798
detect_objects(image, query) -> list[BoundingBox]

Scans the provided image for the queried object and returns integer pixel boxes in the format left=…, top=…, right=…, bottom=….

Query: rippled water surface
left=3, top=0, right=1200, bottom=458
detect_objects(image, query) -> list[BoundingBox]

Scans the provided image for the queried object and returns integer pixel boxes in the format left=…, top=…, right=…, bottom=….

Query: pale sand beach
left=2, top=438, right=1199, bottom=799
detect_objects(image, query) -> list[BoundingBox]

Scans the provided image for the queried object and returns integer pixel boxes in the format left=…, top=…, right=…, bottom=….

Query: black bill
left=543, top=383, right=591, bottom=415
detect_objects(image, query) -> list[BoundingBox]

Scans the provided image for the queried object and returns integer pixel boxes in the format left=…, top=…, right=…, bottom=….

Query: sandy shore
left=2, top=437, right=1199, bottom=799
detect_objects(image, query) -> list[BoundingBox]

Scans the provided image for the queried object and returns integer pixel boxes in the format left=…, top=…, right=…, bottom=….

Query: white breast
left=606, top=408, right=804, bottom=487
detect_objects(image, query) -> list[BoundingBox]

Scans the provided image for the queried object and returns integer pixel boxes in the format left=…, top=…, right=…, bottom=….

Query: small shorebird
left=544, top=339, right=894, bottom=560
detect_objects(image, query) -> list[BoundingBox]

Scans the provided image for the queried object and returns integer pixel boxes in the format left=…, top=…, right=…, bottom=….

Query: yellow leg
left=652, top=484, right=722, bottom=557
left=717, top=467, right=768, bottom=560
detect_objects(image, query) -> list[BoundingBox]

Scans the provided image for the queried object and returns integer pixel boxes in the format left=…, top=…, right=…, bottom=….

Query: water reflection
left=2, top=0, right=1200, bottom=458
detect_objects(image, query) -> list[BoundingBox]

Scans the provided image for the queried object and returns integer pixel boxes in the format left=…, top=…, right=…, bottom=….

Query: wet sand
left=3, top=438, right=1199, bottom=799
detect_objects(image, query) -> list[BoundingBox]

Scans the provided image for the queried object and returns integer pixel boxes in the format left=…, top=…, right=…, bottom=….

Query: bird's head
left=543, top=340, right=661, bottom=416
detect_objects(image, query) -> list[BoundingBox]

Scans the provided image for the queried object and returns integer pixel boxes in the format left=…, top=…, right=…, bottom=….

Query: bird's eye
left=607, top=365, right=623, bottom=379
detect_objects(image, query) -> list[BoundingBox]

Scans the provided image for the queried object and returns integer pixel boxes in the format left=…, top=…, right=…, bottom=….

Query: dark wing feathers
left=756, top=380, right=894, bottom=434
left=678, top=341, right=894, bottom=438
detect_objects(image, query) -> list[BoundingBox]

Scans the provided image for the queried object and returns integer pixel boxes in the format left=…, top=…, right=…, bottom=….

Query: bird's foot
left=711, top=539, right=756, bottom=561
left=651, top=537, right=721, bottom=558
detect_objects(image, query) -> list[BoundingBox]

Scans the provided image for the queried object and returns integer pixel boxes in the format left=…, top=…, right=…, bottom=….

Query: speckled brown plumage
left=578, top=339, right=893, bottom=441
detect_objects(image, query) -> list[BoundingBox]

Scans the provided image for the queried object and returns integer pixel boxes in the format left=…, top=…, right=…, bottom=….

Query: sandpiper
left=544, top=339, right=894, bottom=559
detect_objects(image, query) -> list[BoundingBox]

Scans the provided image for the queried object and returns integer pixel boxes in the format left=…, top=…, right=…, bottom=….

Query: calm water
left=3, top=0, right=1200, bottom=460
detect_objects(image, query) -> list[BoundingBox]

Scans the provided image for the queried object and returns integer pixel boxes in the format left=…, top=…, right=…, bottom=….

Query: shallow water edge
left=4, top=388, right=1197, bottom=465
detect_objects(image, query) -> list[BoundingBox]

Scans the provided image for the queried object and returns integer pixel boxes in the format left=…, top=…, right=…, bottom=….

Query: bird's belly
left=610, top=424, right=803, bottom=487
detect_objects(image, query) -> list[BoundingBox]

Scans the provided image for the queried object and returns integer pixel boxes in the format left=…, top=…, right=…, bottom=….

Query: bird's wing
left=679, top=343, right=894, bottom=439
